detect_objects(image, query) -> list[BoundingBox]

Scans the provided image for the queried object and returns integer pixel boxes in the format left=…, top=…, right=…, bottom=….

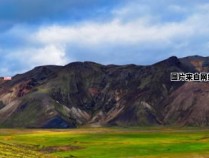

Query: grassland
left=0, top=127, right=209, bottom=158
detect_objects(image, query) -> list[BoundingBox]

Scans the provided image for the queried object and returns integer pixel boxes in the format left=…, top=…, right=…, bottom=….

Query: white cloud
left=1, top=45, right=69, bottom=76
left=31, top=13, right=202, bottom=50
left=14, top=45, right=68, bottom=67
left=2, top=0, right=209, bottom=76
left=34, top=2, right=209, bottom=54
left=32, top=19, right=189, bottom=46
left=25, top=45, right=68, bottom=66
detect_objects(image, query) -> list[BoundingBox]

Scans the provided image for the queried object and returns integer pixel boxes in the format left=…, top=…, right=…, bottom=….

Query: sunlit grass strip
left=0, top=127, right=209, bottom=158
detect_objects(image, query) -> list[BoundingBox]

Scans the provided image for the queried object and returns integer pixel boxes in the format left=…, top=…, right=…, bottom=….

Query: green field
left=0, top=127, right=209, bottom=158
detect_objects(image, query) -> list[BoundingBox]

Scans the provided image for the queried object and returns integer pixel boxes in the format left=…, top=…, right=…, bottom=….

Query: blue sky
left=0, top=0, right=209, bottom=76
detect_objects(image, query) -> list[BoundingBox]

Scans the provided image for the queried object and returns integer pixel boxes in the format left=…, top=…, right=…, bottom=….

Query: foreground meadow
left=0, top=127, right=209, bottom=158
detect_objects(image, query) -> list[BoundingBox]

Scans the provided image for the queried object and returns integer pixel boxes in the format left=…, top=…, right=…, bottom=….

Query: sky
left=1, top=0, right=209, bottom=76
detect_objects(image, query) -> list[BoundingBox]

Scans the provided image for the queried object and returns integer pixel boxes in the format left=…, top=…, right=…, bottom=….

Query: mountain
left=0, top=55, right=209, bottom=128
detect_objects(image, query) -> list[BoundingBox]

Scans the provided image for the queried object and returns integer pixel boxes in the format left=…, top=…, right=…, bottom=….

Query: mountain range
left=0, top=55, right=209, bottom=128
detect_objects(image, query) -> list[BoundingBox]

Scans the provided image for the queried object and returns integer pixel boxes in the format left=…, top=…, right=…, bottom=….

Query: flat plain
left=0, top=127, right=209, bottom=158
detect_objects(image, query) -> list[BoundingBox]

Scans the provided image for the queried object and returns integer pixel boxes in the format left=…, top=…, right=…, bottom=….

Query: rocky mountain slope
left=0, top=55, right=209, bottom=128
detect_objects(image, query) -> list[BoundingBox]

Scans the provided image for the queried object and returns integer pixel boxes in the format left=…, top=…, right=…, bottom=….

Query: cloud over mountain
left=0, top=0, right=209, bottom=75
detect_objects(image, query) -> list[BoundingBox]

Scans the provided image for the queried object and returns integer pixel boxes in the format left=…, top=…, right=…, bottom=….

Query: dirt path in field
left=40, top=145, right=84, bottom=153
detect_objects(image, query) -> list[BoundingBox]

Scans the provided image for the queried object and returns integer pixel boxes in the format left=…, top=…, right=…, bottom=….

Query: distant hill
left=1, top=55, right=209, bottom=128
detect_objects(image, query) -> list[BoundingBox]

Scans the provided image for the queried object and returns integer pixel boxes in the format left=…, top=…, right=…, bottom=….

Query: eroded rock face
left=0, top=56, right=209, bottom=128
left=163, top=82, right=209, bottom=126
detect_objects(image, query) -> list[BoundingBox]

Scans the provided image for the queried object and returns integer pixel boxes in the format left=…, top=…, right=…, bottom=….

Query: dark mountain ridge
left=0, top=55, right=209, bottom=128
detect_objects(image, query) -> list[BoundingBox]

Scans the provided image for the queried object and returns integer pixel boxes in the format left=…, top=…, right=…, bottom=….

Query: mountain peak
left=1, top=56, right=209, bottom=128
left=154, top=56, right=180, bottom=67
